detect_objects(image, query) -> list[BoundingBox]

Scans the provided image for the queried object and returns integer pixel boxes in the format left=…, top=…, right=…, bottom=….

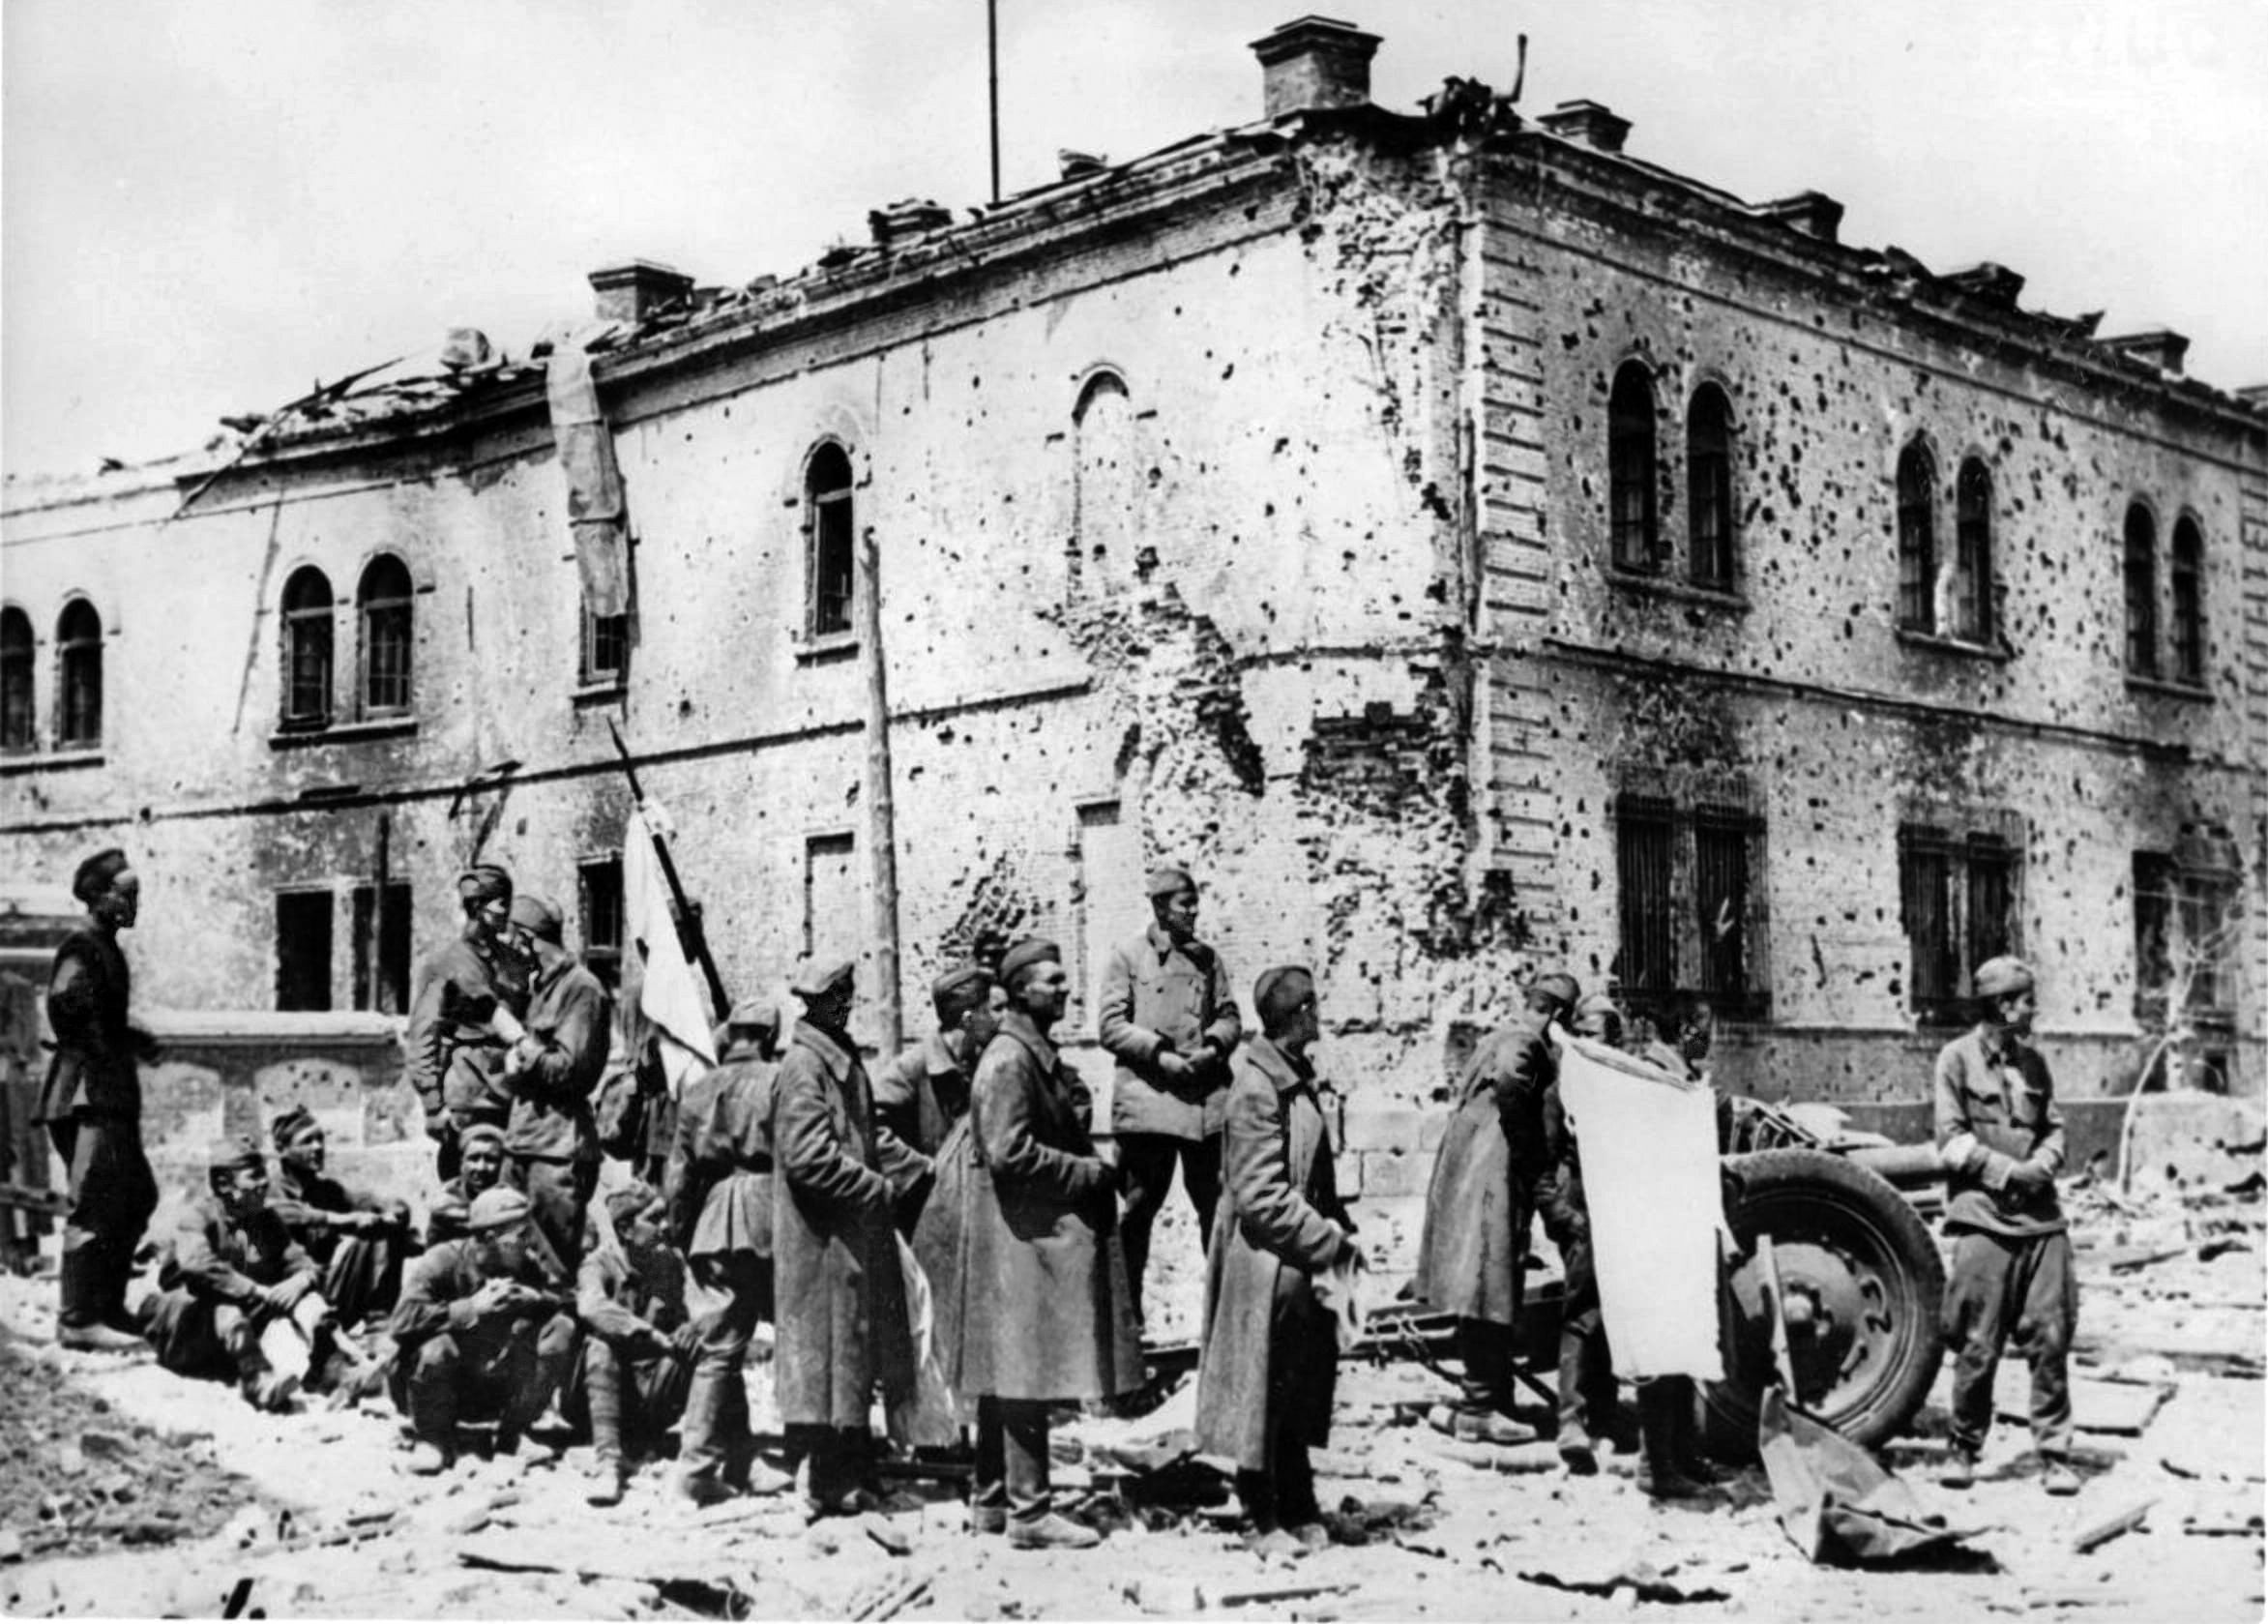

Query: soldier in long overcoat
left=1193, top=966, right=1357, bottom=1557
left=1412, top=970, right=1579, bottom=1444
left=871, top=966, right=1002, bottom=1232
left=770, top=960, right=912, bottom=1517
left=950, top=938, right=1142, bottom=1550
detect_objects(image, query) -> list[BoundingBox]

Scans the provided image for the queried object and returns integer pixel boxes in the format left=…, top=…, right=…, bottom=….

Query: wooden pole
left=857, top=524, right=902, bottom=1051
left=987, top=0, right=1001, bottom=205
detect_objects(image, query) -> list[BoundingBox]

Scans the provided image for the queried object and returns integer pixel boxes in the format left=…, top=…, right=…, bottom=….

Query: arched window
left=1074, top=370, right=1133, bottom=564
left=1608, top=363, right=1659, bottom=570
left=280, top=566, right=335, bottom=728
left=358, top=554, right=413, bottom=716
left=1895, top=441, right=1936, bottom=632
left=804, top=443, right=855, bottom=638
left=2170, top=516, right=2204, bottom=686
left=1951, top=458, right=1993, bottom=644
left=55, top=600, right=103, bottom=749
left=1686, top=384, right=1735, bottom=589
left=2123, top=503, right=2157, bottom=677
left=1, top=607, right=33, bottom=753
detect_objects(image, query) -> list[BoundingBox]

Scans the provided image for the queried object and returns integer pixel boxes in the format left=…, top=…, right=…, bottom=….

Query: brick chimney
left=589, top=260, right=693, bottom=324
left=1250, top=16, right=1380, bottom=119
left=1538, top=100, right=1632, bottom=153
left=1756, top=191, right=1844, bottom=243
left=2099, top=330, right=2191, bottom=375
left=1944, top=262, right=2026, bottom=310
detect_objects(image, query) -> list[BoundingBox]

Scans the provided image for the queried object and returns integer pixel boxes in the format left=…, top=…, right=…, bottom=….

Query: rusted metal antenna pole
left=987, top=0, right=1002, bottom=204
left=857, top=525, right=903, bottom=1051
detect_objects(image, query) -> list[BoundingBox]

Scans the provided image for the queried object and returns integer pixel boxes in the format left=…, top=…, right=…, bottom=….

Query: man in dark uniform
left=1098, top=865, right=1242, bottom=1328
left=668, top=999, right=790, bottom=1505
left=426, top=1121, right=508, bottom=1247
left=1935, top=956, right=2079, bottom=1497
left=267, top=1106, right=413, bottom=1331
left=37, top=847, right=160, bottom=1351
left=567, top=1182, right=701, bottom=1506
left=871, top=966, right=1003, bottom=1232
left=405, top=864, right=524, bottom=1180
left=1193, top=966, right=1357, bottom=1557
left=499, top=893, right=610, bottom=1280
left=772, top=959, right=912, bottom=1518
left=389, top=1186, right=577, bottom=1476
left=1412, top=970, right=1581, bottom=1445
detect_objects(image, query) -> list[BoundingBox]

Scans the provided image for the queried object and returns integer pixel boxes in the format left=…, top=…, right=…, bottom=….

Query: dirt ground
left=2, top=1182, right=2261, bottom=1623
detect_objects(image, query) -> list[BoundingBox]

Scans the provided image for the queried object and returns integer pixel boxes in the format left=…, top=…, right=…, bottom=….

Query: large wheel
left=1700, top=1147, right=1946, bottom=1459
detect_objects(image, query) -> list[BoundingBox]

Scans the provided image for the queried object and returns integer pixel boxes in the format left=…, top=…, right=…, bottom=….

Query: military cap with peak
left=1973, top=957, right=2036, bottom=998
left=791, top=958, right=856, bottom=999
left=1147, top=865, right=1197, bottom=899
left=457, top=864, right=513, bottom=905
left=467, top=1187, right=534, bottom=1231
left=1531, top=971, right=1582, bottom=1010
left=507, top=894, right=564, bottom=943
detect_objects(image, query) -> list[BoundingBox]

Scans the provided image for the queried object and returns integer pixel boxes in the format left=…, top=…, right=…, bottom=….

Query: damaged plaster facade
left=4, top=21, right=2263, bottom=1306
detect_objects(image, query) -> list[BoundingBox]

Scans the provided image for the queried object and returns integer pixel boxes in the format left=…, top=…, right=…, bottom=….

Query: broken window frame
left=54, top=598, right=103, bottom=751
left=1612, top=781, right=1770, bottom=1024
left=349, top=879, right=411, bottom=1014
left=803, top=443, right=857, bottom=641
left=1899, top=819, right=2023, bottom=1026
left=356, top=554, right=414, bottom=718
left=0, top=605, right=33, bottom=753
left=275, top=886, right=335, bottom=1013
left=1607, top=363, right=1661, bottom=573
left=2169, top=515, right=2205, bottom=688
left=280, top=566, right=335, bottom=731
left=1895, top=441, right=1936, bottom=633
left=1951, top=458, right=1994, bottom=645
left=1686, top=383, right=1736, bottom=590
left=577, top=855, right=624, bottom=991
left=2123, top=501, right=2158, bottom=678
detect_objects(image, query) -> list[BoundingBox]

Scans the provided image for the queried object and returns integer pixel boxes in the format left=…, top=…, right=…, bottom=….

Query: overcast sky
left=5, top=0, right=2263, bottom=480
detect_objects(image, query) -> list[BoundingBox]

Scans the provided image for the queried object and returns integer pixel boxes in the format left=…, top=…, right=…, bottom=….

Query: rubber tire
left=1700, top=1146, right=1946, bottom=1461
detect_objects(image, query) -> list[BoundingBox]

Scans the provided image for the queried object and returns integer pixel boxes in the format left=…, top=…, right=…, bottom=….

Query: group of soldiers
left=35, top=839, right=2082, bottom=1559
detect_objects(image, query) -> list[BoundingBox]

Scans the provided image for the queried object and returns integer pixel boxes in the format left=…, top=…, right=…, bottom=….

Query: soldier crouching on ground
left=1193, top=966, right=1358, bottom=1558
left=425, top=1122, right=508, bottom=1247
left=1935, top=955, right=2080, bottom=1497
left=142, top=1136, right=378, bottom=1410
left=565, top=1182, right=701, bottom=1506
left=267, top=1105, right=413, bottom=1331
left=388, top=1187, right=576, bottom=1476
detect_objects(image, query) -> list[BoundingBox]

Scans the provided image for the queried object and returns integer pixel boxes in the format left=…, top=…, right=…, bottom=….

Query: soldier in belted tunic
left=1935, top=956, right=2079, bottom=1496
left=871, top=965, right=1004, bottom=1233
left=498, top=894, right=610, bottom=1279
left=405, top=864, right=526, bottom=1181
left=1098, top=864, right=1242, bottom=1329
left=268, top=1106, right=412, bottom=1331
left=36, top=847, right=162, bottom=1351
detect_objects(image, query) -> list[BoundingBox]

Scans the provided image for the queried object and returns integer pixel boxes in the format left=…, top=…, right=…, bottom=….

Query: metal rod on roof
left=987, top=0, right=1001, bottom=204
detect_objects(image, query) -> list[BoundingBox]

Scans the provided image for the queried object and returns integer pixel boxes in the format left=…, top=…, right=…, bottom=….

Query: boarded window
left=1073, top=800, right=1146, bottom=1036
left=1900, top=821, right=2022, bottom=1023
left=2123, top=503, right=2157, bottom=677
left=276, top=889, right=334, bottom=1013
left=578, top=856, right=624, bottom=990
left=0, top=606, right=32, bottom=753
left=1608, top=364, right=1659, bottom=571
left=358, top=554, right=413, bottom=715
left=2170, top=516, right=2204, bottom=686
left=1952, top=458, right=1993, bottom=643
left=805, top=444, right=856, bottom=638
left=1895, top=442, right=1936, bottom=632
left=280, top=567, right=334, bottom=728
left=56, top=600, right=103, bottom=749
left=1687, top=384, right=1735, bottom=589
left=804, top=833, right=859, bottom=968
left=350, top=881, right=411, bottom=1014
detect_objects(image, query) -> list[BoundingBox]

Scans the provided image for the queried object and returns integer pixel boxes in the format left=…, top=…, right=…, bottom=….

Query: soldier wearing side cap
left=405, top=864, right=528, bottom=1181
left=389, top=1186, right=578, bottom=1476
left=1098, top=864, right=1243, bottom=1329
left=770, top=959, right=914, bottom=1517
left=1934, top=956, right=2079, bottom=1496
left=37, top=847, right=162, bottom=1351
left=498, top=893, right=611, bottom=1279
left=426, top=1121, right=508, bottom=1247
left=1412, top=969, right=1582, bottom=1447
left=871, top=965, right=1006, bottom=1232
left=267, top=1105, right=413, bottom=1330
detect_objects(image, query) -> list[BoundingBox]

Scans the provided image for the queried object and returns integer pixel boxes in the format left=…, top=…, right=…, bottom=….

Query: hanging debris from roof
left=544, top=325, right=632, bottom=618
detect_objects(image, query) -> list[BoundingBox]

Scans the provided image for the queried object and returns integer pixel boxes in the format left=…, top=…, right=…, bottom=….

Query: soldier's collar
left=996, top=1010, right=1059, bottom=1068
left=793, top=1019, right=857, bottom=1078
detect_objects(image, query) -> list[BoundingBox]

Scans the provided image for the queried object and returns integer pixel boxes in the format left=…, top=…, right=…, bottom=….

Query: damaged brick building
left=4, top=18, right=2262, bottom=1303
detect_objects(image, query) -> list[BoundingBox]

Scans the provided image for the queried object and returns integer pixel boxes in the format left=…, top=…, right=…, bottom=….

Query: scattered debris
left=848, top=1571, right=931, bottom=1621
left=1127, top=1577, right=1357, bottom=1613
left=2071, top=1499, right=2155, bottom=1553
left=1519, top=1556, right=1728, bottom=1605
left=860, top=1513, right=913, bottom=1556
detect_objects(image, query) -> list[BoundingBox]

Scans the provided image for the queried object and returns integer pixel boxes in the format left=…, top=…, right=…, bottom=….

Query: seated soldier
left=140, top=1136, right=377, bottom=1411
left=566, top=1183, right=703, bottom=1506
left=389, top=1187, right=577, bottom=1475
left=425, top=1122, right=509, bottom=1247
left=267, top=1106, right=413, bottom=1330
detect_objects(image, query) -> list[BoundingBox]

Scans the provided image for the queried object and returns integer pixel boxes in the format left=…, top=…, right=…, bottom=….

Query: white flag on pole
left=1555, top=1034, right=1725, bottom=1380
left=625, top=802, right=715, bottom=1097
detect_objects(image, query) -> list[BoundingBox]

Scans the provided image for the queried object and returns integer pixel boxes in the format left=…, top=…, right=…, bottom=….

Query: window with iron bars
left=1612, top=786, right=1770, bottom=1022
left=1899, top=821, right=2020, bottom=1024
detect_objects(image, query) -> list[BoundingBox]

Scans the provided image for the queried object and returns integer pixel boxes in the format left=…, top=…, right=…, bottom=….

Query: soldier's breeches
left=1117, top=1134, right=1223, bottom=1322
left=1943, top=1228, right=2077, bottom=1458
left=47, top=1114, right=157, bottom=1327
left=679, top=1255, right=764, bottom=1482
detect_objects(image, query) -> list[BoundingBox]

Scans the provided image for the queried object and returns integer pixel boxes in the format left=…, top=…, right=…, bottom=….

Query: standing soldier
left=771, top=960, right=912, bottom=1518
left=267, top=1106, right=413, bottom=1331
left=37, top=848, right=160, bottom=1351
left=1935, top=957, right=2079, bottom=1496
left=1193, top=967, right=1357, bottom=1556
left=954, top=939, right=1143, bottom=1550
left=499, top=894, right=610, bottom=1279
left=872, top=966, right=1004, bottom=1232
left=1412, top=970, right=1580, bottom=1445
left=406, top=865, right=525, bottom=1180
left=1099, top=865, right=1241, bottom=1329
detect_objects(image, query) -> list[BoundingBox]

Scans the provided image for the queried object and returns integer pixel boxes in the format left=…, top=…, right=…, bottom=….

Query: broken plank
left=2072, top=1499, right=2155, bottom=1553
